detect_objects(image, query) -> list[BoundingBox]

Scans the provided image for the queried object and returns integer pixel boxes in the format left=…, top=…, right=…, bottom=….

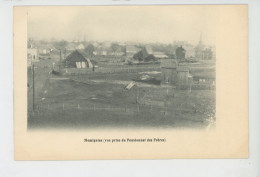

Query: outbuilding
left=160, top=59, right=178, bottom=85
left=63, top=50, right=93, bottom=69
left=177, top=66, right=190, bottom=85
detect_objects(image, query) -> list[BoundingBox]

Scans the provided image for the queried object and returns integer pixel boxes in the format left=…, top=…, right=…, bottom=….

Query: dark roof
left=65, top=50, right=86, bottom=61
left=176, top=46, right=186, bottom=52
left=63, top=50, right=86, bottom=67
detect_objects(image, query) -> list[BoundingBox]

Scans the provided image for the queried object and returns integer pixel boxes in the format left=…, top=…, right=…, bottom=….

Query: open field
left=28, top=79, right=215, bottom=129
left=28, top=56, right=215, bottom=129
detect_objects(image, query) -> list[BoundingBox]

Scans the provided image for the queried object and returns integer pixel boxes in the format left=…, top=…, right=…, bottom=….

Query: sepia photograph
left=0, top=0, right=257, bottom=175
left=26, top=6, right=216, bottom=130
left=13, top=5, right=248, bottom=160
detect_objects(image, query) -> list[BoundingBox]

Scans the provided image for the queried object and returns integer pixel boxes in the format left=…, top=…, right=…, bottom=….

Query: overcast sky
left=28, top=6, right=217, bottom=45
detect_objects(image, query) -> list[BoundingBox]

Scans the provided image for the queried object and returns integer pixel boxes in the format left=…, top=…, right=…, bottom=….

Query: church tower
left=195, top=32, right=204, bottom=59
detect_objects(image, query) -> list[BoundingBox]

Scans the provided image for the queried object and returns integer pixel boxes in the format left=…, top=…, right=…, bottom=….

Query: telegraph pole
left=32, top=61, right=35, bottom=111
left=136, top=87, right=139, bottom=104
left=59, top=49, right=61, bottom=72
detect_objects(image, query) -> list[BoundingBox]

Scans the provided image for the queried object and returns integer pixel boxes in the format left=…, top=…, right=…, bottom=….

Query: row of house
left=93, top=45, right=125, bottom=56
left=64, top=42, right=171, bottom=59
left=27, top=37, right=216, bottom=67
left=174, top=44, right=216, bottom=60
left=63, top=41, right=216, bottom=60
left=126, top=45, right=169, bottom=60
left=28, top=40, right=56, bottom=55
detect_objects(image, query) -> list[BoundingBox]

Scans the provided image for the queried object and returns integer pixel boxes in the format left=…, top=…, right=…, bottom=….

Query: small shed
left=177, top=66, right=190, bottom=86
left=63, top=50, right=92, bottom=68
left=160, top=59, right=178, bottom=85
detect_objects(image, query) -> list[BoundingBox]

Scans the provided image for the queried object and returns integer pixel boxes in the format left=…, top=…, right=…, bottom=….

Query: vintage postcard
left=14, top=5, right=248, bottom=160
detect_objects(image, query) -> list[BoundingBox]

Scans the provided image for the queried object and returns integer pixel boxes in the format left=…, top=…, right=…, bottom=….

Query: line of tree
left=133, top=48, right=156, bottom=62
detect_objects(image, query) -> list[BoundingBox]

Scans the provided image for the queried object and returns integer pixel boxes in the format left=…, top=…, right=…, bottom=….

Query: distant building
left=66, top=43, right=76, bottom=51
left=160, top=59, right=178, bottom=85
left=125, top=45, right=141, bottom=58
left=92, top=42, right=99, bottom=47
left=111, top=51, right=124, bottom=56
left=202, top=48, right=213, bottom=60
left=76, top=43, right=85, bottom=50
left=195, top=34, right=215, bottom=60
left=94, top=45, right=108, bottom=56
left=102, top=41, right=112, bottom=48
left=153, top=52, right=168, bottom=59
left=182, top=45, right=195, bottom=58
left=176, top=46, right=186, bottom=60
left=38, top=47, right=52, bottom=55
left=34, top=42, right=56, bottom=55
left=196, top=47, right=214, bottom=60
left=27, top=48, right=39, bottom=67
left=109, top=44, right=124, bottom=56
left=211, top=46, right=216, bottom=60
left=63, top=50, right=92, bottom=68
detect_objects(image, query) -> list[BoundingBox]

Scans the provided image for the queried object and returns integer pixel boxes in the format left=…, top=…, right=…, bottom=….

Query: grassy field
left=28, top=79, right=215, bottom=129
left=28, top=56, right=215, bottom=129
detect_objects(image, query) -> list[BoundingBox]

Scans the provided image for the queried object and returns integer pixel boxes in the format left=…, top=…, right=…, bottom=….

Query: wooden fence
left=28, top=101, right=173, bottom=117
left=62, top=66, right=160, bottom=75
